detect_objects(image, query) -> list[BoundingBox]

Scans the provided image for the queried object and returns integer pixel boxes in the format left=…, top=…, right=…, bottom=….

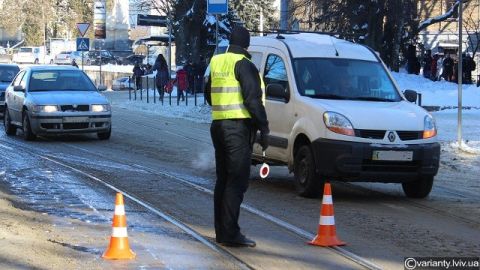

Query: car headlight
left=423, top=114, right=437, bottom=139
left=91, top=104, right=110, bottom=112
left=323, top=111, right=355, bottom=136
left=33, top=105, right=59, bottom=113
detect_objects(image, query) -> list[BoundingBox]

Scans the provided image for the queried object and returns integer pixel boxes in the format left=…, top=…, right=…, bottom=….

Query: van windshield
left=293, top=58, right=402, bottom=102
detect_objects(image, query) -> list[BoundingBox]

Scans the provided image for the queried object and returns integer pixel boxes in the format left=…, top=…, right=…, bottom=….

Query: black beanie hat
left=229, top=26, right=250, bottom=48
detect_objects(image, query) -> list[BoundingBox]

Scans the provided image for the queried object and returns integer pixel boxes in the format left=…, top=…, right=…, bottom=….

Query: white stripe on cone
left=322, top=195, right=333, bottom=205
left=112, top=227, right=128, bottom=237
left=114, top=205, right=125, bottom=215
left=319, top=215, right=335, bottom=226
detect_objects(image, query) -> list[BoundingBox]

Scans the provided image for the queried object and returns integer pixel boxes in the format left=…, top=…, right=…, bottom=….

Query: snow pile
left=111, top=90, right=211, bottom=124
left=84, top=64, right=134, bottom=73
left=449, top=140, right=480, bottom=154
left=391, top=71, right=480, bottom=107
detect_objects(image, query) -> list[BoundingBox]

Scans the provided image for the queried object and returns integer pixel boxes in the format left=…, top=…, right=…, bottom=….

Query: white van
left=248, top=33, right=440, bottom=198
left=13, top=47, right=52, bottom=64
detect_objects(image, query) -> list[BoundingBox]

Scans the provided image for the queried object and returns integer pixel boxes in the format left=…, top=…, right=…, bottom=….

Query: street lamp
left=457, top=1, right=463, bottom=148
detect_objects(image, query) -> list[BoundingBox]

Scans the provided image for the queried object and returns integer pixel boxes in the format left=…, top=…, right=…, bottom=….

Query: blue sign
left=207, top=0, right=228, bottom=14
left=76, top=38, right=90, bottom=51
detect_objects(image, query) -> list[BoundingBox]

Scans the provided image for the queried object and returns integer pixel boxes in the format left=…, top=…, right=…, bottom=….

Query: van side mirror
left=13, top=85, right=25, bottom=92
left=266, top=83, right=289, bottom=103
left=403, top=89, right=418, bottom=103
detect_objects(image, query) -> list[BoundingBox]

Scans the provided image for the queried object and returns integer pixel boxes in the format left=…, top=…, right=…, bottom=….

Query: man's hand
left=260, top=132, right=269, bottom=151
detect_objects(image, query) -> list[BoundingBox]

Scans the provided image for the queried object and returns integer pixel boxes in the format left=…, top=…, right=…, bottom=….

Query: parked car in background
left=54, top=51, right=73, bottom=65
left=86, top=50, right=120, bottom=65
left=12, top=47, right=52, bottom=64
left=0, top=47, right=12, bottom=63
left=110, top=51, right=134, bottom=65
left=112, top=76, right=133, bottom=90
left=0, top=64, right=20, bottom=114
left=3, top=66, right=112, bottom=140
left=123, top=54, right=145, bottom=65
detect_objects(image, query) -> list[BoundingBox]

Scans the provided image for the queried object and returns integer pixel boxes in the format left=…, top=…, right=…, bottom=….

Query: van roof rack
left=249, top=29, right=359, bottom=40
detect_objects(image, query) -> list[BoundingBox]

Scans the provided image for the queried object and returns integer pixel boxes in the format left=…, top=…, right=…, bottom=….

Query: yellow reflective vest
left=210, top=52, right=265, bottom=120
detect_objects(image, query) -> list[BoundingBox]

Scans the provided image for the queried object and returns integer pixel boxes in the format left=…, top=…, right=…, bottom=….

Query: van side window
left=264, top=54, right=288, bottom=94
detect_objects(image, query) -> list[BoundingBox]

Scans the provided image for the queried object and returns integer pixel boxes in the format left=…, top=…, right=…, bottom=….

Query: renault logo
left=73, top=104, right=78, bottom=109
left=388, top=131, right=396, bottom=142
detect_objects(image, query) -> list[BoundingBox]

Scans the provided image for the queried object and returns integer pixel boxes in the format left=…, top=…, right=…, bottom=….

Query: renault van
left=249, top=33, right=440, bottom=198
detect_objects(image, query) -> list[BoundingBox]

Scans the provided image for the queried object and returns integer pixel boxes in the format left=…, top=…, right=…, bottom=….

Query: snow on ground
left=392, top=71, right=480, bottom=107
left=109, top=89, right=211, bottom=124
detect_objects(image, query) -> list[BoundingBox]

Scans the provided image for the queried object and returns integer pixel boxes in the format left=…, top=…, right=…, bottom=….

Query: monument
left=105, top=0, right=130, bottom=50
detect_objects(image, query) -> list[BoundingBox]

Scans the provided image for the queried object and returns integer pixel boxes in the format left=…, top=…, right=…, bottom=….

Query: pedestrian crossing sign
left=76, top=38, right=90, bottom=52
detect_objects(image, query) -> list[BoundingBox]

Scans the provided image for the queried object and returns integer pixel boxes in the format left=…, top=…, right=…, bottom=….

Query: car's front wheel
left=294, top=145, right=322, bottom=198
left=402, top=176, right=434, bottom=198
left=97, top=128, right=111, bottom=140
left=22, top=113, right=36, bottom=141
left=4, top=108, right=17, bottom=136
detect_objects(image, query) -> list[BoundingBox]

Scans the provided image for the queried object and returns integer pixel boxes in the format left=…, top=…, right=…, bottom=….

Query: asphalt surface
left=0, top=91, right=478, bottom=269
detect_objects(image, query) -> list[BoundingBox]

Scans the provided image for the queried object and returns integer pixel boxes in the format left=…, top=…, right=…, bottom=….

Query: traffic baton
left=259, top=151, right=270, bottom=179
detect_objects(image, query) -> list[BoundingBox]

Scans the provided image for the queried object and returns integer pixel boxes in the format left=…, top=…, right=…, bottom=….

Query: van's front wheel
left=402, top=176, right=434, bottom=198
left=294, top=145, right=322, bottom=198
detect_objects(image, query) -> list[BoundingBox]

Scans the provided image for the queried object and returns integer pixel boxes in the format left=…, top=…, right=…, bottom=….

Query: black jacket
left=205, top=45, right=269, bottom=134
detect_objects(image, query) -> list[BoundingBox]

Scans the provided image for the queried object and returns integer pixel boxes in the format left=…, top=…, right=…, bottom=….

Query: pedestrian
left=205, top=26, right=269, bottom=248
left=406, top=45, right=420, bottom=75
left=442, top=54, right=454, bottom=82
left=71, top=59, right=79, bottom=68
left=132, top=63, right=143, bottom=90
left=422, top=49, right=432, bottom=79
left=175, top=67, right=188, bottom=101
left=463, top=53, right=476, bottom=84
left=184, top=60, right=196, bottom=94
left=153, top=54, right=169, bottom=99
left=431, top=53, right=439, bottom=81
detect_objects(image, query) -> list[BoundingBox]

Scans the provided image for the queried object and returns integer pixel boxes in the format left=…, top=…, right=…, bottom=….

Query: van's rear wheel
left=294, top=145, right=322, bottom=198
left=402, top=176, right=434, bottom=198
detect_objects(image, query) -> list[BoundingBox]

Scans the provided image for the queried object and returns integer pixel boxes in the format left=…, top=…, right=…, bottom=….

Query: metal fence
left=128, top=76, right=207, bottom=106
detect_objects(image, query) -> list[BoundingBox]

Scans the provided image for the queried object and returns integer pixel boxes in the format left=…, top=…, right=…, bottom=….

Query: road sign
left=76, top=23, right=90, bottom=37
left=76, top=38, right=90, bottom=51
left=137, top=14, right=168, bottom=27
left=207, top=0, right=228, bottom=14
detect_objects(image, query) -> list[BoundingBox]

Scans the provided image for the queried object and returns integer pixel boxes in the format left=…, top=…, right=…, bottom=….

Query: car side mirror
left=13, top=85, right=25, bottom=92
left=266, top=83, right=289, bottom=103
left=97, top=85, right=107, bottom=91
left=403, top=89, right=418, bottom=103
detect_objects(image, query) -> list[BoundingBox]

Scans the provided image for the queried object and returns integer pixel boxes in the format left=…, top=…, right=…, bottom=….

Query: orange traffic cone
left=103, top=192, right=136, bottom=260
left=309, top=182, right=346, bottom=247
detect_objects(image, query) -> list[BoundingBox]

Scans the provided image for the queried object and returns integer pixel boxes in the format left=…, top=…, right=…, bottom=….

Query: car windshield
left=0, top=66, right=20, bottom=82
left=293, top=58, right=402, bottom=102
left=29, top=70, right=97, bottom=92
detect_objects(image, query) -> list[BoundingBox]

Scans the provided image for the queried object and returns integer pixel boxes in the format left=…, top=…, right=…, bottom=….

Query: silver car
left=3, top=66, right=111, bottom=140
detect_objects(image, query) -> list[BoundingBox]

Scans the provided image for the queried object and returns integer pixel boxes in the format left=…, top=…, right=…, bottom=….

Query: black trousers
left=210, top=119, right=252, bottom=242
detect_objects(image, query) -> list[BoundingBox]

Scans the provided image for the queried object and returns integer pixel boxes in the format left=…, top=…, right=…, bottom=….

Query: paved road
left=0, top=91, right=478, bottom=269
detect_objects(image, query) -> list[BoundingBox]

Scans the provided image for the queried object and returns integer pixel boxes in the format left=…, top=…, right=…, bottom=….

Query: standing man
left=205, top=26, right=269, bottom=248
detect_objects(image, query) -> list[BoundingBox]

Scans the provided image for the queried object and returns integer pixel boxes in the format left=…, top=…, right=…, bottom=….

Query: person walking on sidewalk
left=153, top=54, right=169, bottom=99
left=205, top=26, right=269, bottom=248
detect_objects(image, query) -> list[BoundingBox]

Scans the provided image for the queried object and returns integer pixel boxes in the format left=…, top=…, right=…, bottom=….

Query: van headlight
left=323, top=111, right=355, bottom=136
left=423, top=114, right=437, bottom=139
left=33, top=105, right=59, bottom=113
left=91, top=104, right=110, bottom=112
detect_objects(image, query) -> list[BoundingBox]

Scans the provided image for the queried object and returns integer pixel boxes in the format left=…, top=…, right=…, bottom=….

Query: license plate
left=63, top=117, right=89, bottom=123
left=372, top=150, right=413, bottom=161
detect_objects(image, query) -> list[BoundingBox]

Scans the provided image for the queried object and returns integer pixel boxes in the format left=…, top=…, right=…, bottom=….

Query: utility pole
left=280, top=0, right=288, bottom=30
left=458, top=1, right=463, bottom=147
